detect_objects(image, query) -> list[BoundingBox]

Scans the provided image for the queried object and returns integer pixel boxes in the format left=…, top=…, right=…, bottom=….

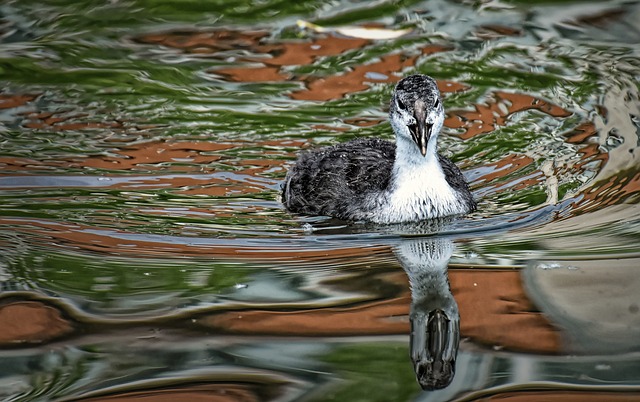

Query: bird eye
left=396, top=97, right=406, bottom=111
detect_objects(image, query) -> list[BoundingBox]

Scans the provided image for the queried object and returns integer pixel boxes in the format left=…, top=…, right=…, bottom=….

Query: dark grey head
left=389, top=75, right=444, bottom=157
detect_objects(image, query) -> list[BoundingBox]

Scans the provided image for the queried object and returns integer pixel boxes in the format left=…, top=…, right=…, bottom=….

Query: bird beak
left=413, top=100, right=431, bottom=157
left=417, top=119, right=432, bottom=157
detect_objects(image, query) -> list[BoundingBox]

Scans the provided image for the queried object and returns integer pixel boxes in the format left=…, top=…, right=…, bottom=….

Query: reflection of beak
left=411, top=309, right=458, bottom=390
left=427, top=309, right=448, bottom=355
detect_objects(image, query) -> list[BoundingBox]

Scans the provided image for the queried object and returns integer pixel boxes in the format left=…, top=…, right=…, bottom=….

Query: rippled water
left=1, top=0, right=639, bottom=400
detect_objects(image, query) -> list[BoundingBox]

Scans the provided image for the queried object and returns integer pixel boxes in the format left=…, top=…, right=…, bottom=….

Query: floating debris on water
left=534, top=262, right=579, bottom=270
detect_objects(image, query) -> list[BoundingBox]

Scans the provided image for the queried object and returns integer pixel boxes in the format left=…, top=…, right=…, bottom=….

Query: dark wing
left=438, top=154, right=476, bottom=212
left=282, top=138, right=395, bottom=219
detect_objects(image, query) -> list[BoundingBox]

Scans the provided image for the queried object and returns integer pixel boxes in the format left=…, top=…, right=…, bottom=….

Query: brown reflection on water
left=563, top=121, right=610, bottom=175
left=556, top=118, right=637, bottom=216
left=140, top=28, right=459, bottom=101
left=136, top=28, right=370, bottom=68
left=0, top=300, right=74, bottom=346
left=290, top=53, right=418, bottom=101
left=2, top=93, right=164, bottom=135
left=575, top=168, right=640, bottom=215
left=564, top=121, right=598, bottom=144
left=0, top=93, right=124, bottom=131
left=451, top=270, right=560, bottom=353
left=474, top=24, right=523, bottom=40
left=264, top=36, right=369, bottom=66
left=201, top=300, right=409, bottom=336
left=476, top=154, right=536, bottom=189
left=0, top=135, right=303, bottom=195
left=22, top=110, right=123, bottom=131
left=446, top=92, right=613, bottom=201
left=216, top=35, right=370, bottom=84
left=138, top=28, right=369, bottom=84
left=566, top=7, right=626, bottom=29
left=80, top=384, right=262, bottom=402
left=0, top=93, right=38, bottom=109
left=0, top=217, right=389, bottom=260
left=199, top=269, right=560, bottom=354
left=0, top=90, right=298, bottom=192
left=217, top=65, right=289, bottom=83
left=480, top=390, right=640, bottom=402
left=201, top=270, right=410, bottom=337
left=0, top=265, right=561, bottom=355
left=79, top=140, right=234, bottom=171
left=289, top=45, right=453, bottom=101
left=135, top=29, right=270, bottom=54
left=446, top=91, right=572, bottom=140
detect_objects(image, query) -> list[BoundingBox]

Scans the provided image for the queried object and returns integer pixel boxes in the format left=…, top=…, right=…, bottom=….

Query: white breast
left=373, top=156, right=465, bottom=223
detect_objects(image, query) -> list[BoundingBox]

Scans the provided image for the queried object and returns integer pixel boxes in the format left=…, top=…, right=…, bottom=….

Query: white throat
left=372, top=135, right=465, bottom=223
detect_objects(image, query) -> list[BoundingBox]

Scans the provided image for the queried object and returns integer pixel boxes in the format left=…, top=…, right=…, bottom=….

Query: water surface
left=1, top=0, right=639, bottom=400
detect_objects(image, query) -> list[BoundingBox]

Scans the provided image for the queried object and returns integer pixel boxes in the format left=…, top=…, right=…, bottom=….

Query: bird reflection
left=394, top=238, right=459, bottom=391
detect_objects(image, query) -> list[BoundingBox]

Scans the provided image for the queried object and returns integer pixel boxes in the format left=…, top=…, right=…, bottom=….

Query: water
left=1, top=0, right=639, bottom=400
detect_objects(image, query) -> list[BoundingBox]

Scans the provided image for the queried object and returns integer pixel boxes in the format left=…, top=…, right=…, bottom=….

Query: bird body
left=282, top=75, right=476, bottom=223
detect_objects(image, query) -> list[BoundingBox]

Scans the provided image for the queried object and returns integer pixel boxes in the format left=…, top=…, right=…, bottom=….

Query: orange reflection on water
left=22, top=110, right=123, bottom=131
left=576, top=169, right=640, bottom=214
left=482, top=391, right=640, bottom=402
left=0, top=300, right=73, bottom=346
left=139, top=29, right=370, bottom=86
left=146, top=26, right=454, bottom=102
left=0, top=262, right=562, bottom=356
left=200, top=268, right=561, bottom=354
left=290, top=53, right=418, bottom=101
left=0, top=93, right=38, bottom=109
left=0, top=217, right=388, bottom=260
left=446, top=91, right=572, bottom=140
left=135, top=29, right=270, bottom=54
left=474, top=24, right=523, bottom=40
left=0, top=134, right=303, bottom=196
left=202, top=271, right=410, bottom=337
left=81, top=383, right=263, bottom=402
left=79, top=140, right=235, bottom=171
left=451, top=270, right=560, bottom=354
left=216, top=65, right=289, bottom=83
left=253, top=35, right=369, bottom=66
left=477, top=154, right=535, bottom=184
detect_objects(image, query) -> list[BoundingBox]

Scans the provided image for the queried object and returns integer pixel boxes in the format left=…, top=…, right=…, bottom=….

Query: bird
left=281, top=74, right=476, bottom=224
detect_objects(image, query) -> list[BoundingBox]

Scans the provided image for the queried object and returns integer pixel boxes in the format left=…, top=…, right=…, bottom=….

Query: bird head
left=389, top=75, right=445, bottom=158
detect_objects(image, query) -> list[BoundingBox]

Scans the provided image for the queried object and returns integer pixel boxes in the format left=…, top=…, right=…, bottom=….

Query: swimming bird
left=282, top=74, right=476, bottom=223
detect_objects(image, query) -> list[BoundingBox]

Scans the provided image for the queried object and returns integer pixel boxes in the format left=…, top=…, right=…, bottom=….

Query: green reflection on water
left=314, top=343, right=418, bottom=402
left=6, top=249, right=250, bottom=310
